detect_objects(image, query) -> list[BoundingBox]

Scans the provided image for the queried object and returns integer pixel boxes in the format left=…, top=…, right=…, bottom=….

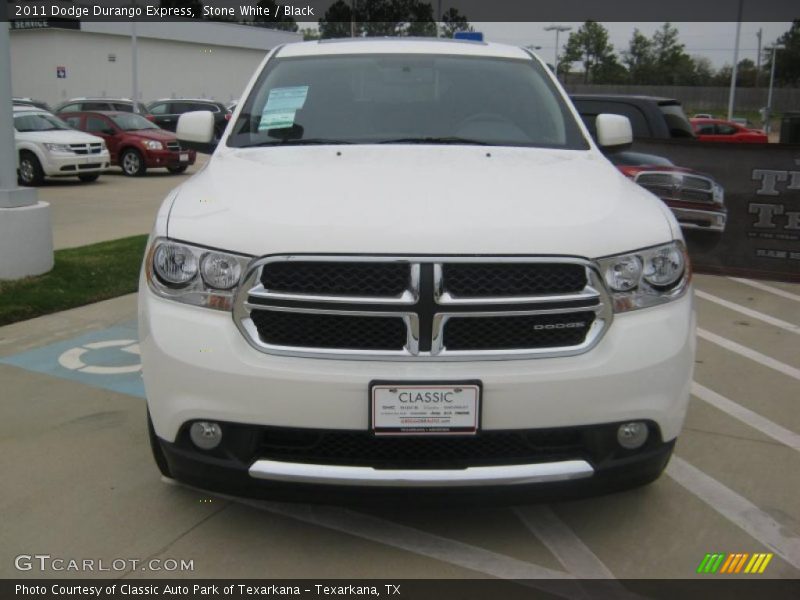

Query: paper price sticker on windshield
left=265, top=86, right=309, bottom=112
left=258, top=110, right=296, bottom=130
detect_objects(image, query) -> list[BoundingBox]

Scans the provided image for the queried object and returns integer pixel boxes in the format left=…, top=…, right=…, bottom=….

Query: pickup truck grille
left=234, top=256, right=612, bottom=360
left=634, top=172, right=718, bottom=205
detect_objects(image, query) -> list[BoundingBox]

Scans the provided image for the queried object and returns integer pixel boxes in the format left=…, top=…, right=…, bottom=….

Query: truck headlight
left=143, top=140, right=163, bottom=150
left=597, top=241, right=690, bottom=312
left=44, top=143, right=72, bottom=153
left=146, top=238, right=251, bottom=310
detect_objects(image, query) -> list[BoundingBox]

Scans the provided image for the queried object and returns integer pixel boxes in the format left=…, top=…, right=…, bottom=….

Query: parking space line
left=228, top=499, right=598, bottom=596
left=697, top=328, right=800, bottom=381
left=667, top=457, right=800, bottom=571
left=728, top=278, right=800, bottom=303
left=695, top=290, right=800, bottom=334
left=691, top=382, right=800, bottom=452
left=514, top=506, right=616, bottom=579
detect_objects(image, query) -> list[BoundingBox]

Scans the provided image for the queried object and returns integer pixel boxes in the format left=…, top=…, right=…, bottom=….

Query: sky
left=297, top=21, right=793, bottom=70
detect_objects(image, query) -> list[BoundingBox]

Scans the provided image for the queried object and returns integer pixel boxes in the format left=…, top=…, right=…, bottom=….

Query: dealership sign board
left=634, top=141, right=800, bottom=283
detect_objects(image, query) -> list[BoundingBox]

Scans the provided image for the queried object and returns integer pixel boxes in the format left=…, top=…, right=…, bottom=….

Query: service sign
left=370, top=382, right=481, bottom=436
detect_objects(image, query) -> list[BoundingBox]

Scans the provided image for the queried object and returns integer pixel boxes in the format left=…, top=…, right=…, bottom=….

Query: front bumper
left=156, top=420, right=675, bottom=503
left=143, top=148, right=197, bottom=168
left=40, top=150, right=111, bottom=177
left=140, top=283, right=694, bottom=495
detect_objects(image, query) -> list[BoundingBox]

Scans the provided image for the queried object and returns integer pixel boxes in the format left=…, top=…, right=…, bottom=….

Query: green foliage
left=318, top=0, right=464, bottom=39
left=0, top=236, right=149, bottom=326
left=766, top=19, right=800, bottom=87
left=562, top=21, right=618, bottom=84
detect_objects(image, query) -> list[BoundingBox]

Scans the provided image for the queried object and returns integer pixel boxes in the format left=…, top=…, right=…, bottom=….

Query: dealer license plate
left=370, top=382, right=481, bottom=436
left=179, top=152, right=189, bottom=162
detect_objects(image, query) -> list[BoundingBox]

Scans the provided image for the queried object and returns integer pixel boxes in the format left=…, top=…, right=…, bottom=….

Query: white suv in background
left=140, top=39, right=695, bottom=502
left=13, top=105, right=111, bottom=185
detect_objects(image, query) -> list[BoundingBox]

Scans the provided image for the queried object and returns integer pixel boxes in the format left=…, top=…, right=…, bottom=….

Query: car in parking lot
left=147, top=98, right=231, bottom=140
left=55, top=97, right=153, bottom=118
left=141, top=39, right=695, bottom=502
left=59, top=111, right=196, bottom=176
left=690, top=118, right=768, bottom=143
left=13, top=105, right=110, bottom=186
left=571, top=94, right=696, bottom=139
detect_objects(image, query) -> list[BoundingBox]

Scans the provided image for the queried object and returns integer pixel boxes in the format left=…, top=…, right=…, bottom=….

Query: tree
left=439, top=8, right=472, bottom=38
left=562, top=21, right=618, bottom=84
left=692, top=56, right=715, bottom=85
left=252, top=0, right=299, bottom=32
left=622, top=29, right=655, bottom=84
left=301, top=28, right=321, bottom=41
left=765, top=20, right=800, bottom=87
left=650, top=23, right=695, bottom=85
left=319, top=0, right=455, bottom=39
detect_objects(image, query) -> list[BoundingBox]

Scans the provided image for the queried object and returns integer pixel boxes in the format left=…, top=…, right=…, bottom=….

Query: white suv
left=14, top=106, right=110, bottom=185
left=139, top=39, right=695, bottom=501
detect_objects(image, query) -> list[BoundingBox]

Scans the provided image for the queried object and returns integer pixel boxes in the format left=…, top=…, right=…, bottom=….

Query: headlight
left=597, top=241, right=690, bottom=312
left=143, top=140, right=163, bottom=150
left=146, top=239, right=251, bottom=310
left=44, top=143, right=72, bottom=153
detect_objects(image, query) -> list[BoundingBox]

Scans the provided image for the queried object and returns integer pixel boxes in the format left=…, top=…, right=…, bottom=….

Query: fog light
left=190, top=421, right=222, bottom=450
left=617, top=422, right=648, bottom=449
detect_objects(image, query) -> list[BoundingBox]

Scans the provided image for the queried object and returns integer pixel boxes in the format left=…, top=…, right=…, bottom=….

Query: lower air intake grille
left=444, top=311, right=596, bottom=351
left=250, top=310, right=406, bottom=351
left=259, top=428, right=585, bottom=468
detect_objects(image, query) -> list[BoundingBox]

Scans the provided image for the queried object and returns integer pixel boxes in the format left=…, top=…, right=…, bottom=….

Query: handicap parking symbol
left=0, top=322, right=146, bottom=398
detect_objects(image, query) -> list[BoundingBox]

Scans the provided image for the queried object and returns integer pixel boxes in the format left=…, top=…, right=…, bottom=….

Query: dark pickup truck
left=571, top=94, right=725, bottom=234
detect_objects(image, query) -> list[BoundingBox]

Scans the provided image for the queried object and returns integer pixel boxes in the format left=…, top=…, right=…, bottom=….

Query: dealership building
left=9, top=20, right=302, bottom=108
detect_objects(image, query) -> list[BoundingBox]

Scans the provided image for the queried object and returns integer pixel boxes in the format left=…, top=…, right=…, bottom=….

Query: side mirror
left=176, top=111, right=216, bottom=153
left=595, top=113, right=633, bottom=148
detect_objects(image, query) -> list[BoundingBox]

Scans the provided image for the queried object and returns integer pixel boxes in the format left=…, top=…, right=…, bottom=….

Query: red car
left=59, top=111, right=196, bottom=176
left=690, top=118, right=768, bottom=143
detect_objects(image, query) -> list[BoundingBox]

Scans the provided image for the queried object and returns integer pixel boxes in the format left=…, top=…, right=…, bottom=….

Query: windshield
left=229, top=54, right=588, bottom=149
left=14, top=112, right=71, bottom=132
left=111, top=113, right=159, bottom=131
left=659, top=103, right=695, bottom=139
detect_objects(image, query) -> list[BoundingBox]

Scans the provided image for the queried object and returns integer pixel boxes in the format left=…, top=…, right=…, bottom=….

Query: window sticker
left=258, top=110, right=296, bottom=131
left=265, top=86, right=309, bottom=111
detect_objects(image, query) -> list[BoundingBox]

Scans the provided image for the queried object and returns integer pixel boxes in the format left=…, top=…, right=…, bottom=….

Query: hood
left=125, top=128, right=177, bottom=142
left=18, top=129, right=104, bottom=144
left=167, top=145, right=674, bottom=259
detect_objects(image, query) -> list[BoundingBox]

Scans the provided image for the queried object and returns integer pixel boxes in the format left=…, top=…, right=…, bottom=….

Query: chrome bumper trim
left=248, top=459, right=594, bottom=487
left=671, top=208, right=727, bottom=232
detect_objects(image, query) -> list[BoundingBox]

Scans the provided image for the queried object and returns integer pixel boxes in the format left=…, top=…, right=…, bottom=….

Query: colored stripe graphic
left=700, top=553, right=774, bottom=574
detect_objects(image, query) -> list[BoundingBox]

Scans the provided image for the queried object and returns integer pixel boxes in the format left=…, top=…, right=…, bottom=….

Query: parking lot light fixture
left=544, top=25, right=571, bottom=82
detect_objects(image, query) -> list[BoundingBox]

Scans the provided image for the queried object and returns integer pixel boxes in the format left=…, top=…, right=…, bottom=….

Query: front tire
left=18, top=151, right=44, bottom=186
left=148, top=411, right=172, bottom=478
left=78, top=173, right=100, bottom=183
left=120, top=149, right=146, bottom=177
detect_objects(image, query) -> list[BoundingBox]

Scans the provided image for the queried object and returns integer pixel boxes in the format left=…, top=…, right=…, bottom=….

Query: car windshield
left=14, top=112, right=71, bottom=132
left=228, top=53, right=588, bottom=149
left=111, top=113, right=159, bottom=131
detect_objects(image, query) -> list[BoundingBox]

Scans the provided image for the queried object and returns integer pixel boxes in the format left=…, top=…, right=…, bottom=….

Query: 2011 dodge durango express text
left=138, top=39, right=695, bottom=502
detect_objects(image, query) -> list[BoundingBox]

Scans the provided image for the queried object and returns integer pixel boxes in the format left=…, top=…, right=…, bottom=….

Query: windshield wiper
left=378, top=136, right=491, bottom=146
left=246, top=138, right=353, bottom=147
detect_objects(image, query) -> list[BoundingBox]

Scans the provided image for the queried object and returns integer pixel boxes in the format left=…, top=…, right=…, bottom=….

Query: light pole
left=765, top=44, right=785, bottom=135
left=544, top=25, right=571, bottom=82
left=726, top=0, right=743, bottom=121
left=0, top=22, right=53, bottom=279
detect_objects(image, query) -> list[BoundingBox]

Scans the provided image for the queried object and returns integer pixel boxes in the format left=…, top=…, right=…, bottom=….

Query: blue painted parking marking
left=0, top=320, right=145, bottom=398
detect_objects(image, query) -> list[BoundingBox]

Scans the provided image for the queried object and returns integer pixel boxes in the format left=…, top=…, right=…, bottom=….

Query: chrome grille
left=233, top=256, right=612, bottom=361
left=166, top=141, right=181, bottom=152
left=69, top=143, right=103, bottom=155
left=634, top=171, right=717, bottom=205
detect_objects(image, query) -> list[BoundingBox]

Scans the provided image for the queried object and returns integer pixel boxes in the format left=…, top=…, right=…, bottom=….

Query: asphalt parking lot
left=1, top=166, right=798, bottom=585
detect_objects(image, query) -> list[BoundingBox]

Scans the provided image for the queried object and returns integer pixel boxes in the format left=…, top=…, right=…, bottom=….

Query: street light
left=765, top=44, right=785, bottom=135
left=544, top=25, right=571, bottom=82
